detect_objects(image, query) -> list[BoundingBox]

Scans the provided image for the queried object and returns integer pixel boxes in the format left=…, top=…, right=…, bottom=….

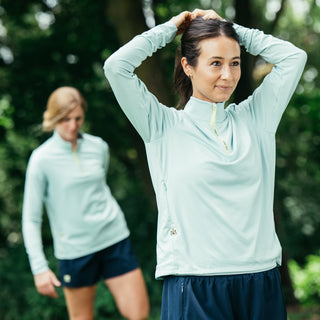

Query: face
left=183, top=36, right=241, bottom=103
left=55, top=105, right=84, bottom=146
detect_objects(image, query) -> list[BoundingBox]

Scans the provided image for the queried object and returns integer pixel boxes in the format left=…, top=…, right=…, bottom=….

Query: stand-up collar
left=53, top=130, right=83, bottom=151
left=184, top=96, right=226, bottom=125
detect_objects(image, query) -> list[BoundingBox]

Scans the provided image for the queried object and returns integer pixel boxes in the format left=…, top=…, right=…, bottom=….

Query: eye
left=232, top=60, right=240, bottom=67
left=211, top=60, right=221, bottom=66
left=62, top=117, right=70, bottom=122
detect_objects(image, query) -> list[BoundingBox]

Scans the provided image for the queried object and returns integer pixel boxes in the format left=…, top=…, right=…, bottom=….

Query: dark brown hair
left=174, top=18, right=240, bottom=108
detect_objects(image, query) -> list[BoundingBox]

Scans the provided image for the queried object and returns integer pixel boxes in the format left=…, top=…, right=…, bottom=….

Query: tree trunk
left=234, top=0, right=255, bottom=104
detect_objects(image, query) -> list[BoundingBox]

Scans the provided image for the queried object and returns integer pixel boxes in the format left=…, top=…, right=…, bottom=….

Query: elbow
left=288, top=48, right=307, bottom=74
left=103, top=55, right=116, bottom=79
left=297, top=48, right=308, bottom=66
left=103, top=53, right=127, bottom=83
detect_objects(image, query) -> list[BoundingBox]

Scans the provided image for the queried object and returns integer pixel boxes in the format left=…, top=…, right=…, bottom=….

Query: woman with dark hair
left=22, top=86, right=149, bottom=320
left=104, top=9, right=306, bottom=320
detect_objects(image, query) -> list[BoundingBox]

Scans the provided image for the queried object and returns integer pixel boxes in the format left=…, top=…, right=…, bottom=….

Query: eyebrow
left=209, top=56, right=241, bottom=60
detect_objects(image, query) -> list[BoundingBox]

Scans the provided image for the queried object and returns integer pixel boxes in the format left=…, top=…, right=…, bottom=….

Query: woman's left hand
left=170, top=9, right=224, bottom=36
left=191, top=8, right=223, bottom=21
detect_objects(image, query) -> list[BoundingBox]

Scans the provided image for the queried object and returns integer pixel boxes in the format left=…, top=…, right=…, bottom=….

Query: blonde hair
left=42, top=86, right=87, bottom=132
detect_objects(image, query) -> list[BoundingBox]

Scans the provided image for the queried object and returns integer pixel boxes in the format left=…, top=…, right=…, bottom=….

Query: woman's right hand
left=34, top=269, right=61, bottom=298
left=170, top=11, right=192, bottom=35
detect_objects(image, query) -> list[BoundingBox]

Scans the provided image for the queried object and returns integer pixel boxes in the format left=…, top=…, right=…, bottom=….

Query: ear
left=181, top=57, right=192, bottom=78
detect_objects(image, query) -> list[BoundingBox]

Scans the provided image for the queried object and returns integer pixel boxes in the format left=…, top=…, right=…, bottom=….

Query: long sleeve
left=22, top=152, right=48, bottom=275
left=233, top=24, right=307, bottom=133
left=104, top=21, right=178, bottom=143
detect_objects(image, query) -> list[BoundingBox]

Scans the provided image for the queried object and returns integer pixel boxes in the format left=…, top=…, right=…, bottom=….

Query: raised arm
left=104, top=15, right=185, bottom=143
left=234, top=23, right=307, bottom=132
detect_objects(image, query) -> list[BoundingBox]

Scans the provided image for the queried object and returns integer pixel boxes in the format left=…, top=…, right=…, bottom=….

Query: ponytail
left=174, top=46, right=193, bottom=109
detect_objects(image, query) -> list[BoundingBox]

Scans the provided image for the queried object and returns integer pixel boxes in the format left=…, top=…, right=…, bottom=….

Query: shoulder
left=82, top=133, right=109, bottom=151
left=29, top=136, right=54, bottom=162
left=225, top=97, right=254, bottom=120
left=26, top=137, right=56, bottom=175
left=82, top=133, right=108, bottom=146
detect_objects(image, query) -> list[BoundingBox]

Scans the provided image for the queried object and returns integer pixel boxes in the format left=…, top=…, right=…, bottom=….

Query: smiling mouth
left=215, top=86, right=232, bottom=90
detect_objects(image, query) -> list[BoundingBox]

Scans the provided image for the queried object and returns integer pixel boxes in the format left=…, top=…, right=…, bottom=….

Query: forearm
left=104, top=21, right=177, bottom=78
left=22, top=219, right=49, bottom=275
left=234, top=23, right=307, bottom=72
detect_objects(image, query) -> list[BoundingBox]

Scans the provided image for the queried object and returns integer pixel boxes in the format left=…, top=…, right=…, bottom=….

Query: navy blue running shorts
left=161, top=267, right=287, bottom=320
left=58, top=237, right=139, bottom=287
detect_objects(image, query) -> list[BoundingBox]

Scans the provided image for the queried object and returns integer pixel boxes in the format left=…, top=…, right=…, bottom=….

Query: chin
left=216, top=95, right=231, bottom=103
left=212, top=98, right=228, bottom=103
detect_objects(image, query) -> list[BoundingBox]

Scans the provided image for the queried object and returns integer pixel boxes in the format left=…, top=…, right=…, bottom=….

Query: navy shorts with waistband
left=161, top=267, right=287, bottom=320
left=58, top=237, right=139, bottom=287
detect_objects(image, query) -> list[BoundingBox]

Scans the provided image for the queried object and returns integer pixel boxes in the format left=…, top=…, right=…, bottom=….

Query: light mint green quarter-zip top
left=104, top=21, right=307, bottom=279
left=22, top=131, right=129, bottom=275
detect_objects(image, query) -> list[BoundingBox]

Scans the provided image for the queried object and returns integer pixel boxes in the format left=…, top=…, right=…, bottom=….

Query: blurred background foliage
left=0, top=0, right=319, bottom=318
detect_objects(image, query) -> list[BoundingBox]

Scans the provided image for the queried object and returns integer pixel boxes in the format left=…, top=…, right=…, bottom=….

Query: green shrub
left=289, top=251, right=320, bottom=306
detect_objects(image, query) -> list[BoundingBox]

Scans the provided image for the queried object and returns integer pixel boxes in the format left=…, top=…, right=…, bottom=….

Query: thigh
left=63, top=285, right=97, bottom=320
left=105, top=268, right=149, bottom=320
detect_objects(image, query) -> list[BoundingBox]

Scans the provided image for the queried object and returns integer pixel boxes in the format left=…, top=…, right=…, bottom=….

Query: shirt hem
left=54, top=230, right=130, bottom=260
left=155, top=262, right=279, bottom=280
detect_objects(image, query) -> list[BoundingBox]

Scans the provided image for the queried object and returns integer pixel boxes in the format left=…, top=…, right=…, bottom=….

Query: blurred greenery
left=0, top=0, right=319, bottom=318
left=289, top=251, right=320, bottom=306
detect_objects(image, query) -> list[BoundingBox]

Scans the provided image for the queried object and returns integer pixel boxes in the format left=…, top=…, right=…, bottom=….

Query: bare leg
left=105, top=268, right=150, bottom=320
left=63, top=285, right=97, bottom=320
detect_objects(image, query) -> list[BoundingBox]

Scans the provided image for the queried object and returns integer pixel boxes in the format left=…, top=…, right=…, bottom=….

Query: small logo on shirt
left=64, top=274, right=71, bottom=283
left=169, top=228, right=178, bottom=236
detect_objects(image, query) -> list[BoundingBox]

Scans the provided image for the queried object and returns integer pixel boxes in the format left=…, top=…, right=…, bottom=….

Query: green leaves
left=289, top=252, right=320, bottom=306
left=0, top=95, right=14, bottom=130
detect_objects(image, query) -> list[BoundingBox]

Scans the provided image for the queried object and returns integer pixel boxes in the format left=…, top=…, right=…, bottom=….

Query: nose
left=221, top=65, right=232, bottom=80
left=69, top=119, right=77, bottom=131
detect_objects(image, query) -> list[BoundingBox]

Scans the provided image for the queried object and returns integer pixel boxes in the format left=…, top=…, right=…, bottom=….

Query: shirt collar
left=53, top=130, right=83, bottom=151
left=184, top=96, right=226, bottom=125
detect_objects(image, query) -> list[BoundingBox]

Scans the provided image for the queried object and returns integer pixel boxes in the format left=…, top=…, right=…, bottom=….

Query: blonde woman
left=22, top=87, right=149, bottom=320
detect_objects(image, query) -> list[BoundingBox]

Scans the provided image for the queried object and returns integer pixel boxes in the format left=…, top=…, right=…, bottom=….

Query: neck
left=72, top=141, right=77, bottom=151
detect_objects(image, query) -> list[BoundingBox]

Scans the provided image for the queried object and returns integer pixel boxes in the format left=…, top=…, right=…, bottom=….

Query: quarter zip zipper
left=72, top=148, right=83, bottom=172
left=210, top=106, right=230, bottom=154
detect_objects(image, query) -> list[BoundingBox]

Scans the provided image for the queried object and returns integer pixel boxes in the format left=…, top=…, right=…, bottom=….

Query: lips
left=215, top=85, right=232, bottom=90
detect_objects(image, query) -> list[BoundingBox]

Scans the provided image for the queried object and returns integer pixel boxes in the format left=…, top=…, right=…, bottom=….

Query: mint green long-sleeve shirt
left=22, top=131, right=129, bottom=275
left=104, top=21, right=307, bottom=279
